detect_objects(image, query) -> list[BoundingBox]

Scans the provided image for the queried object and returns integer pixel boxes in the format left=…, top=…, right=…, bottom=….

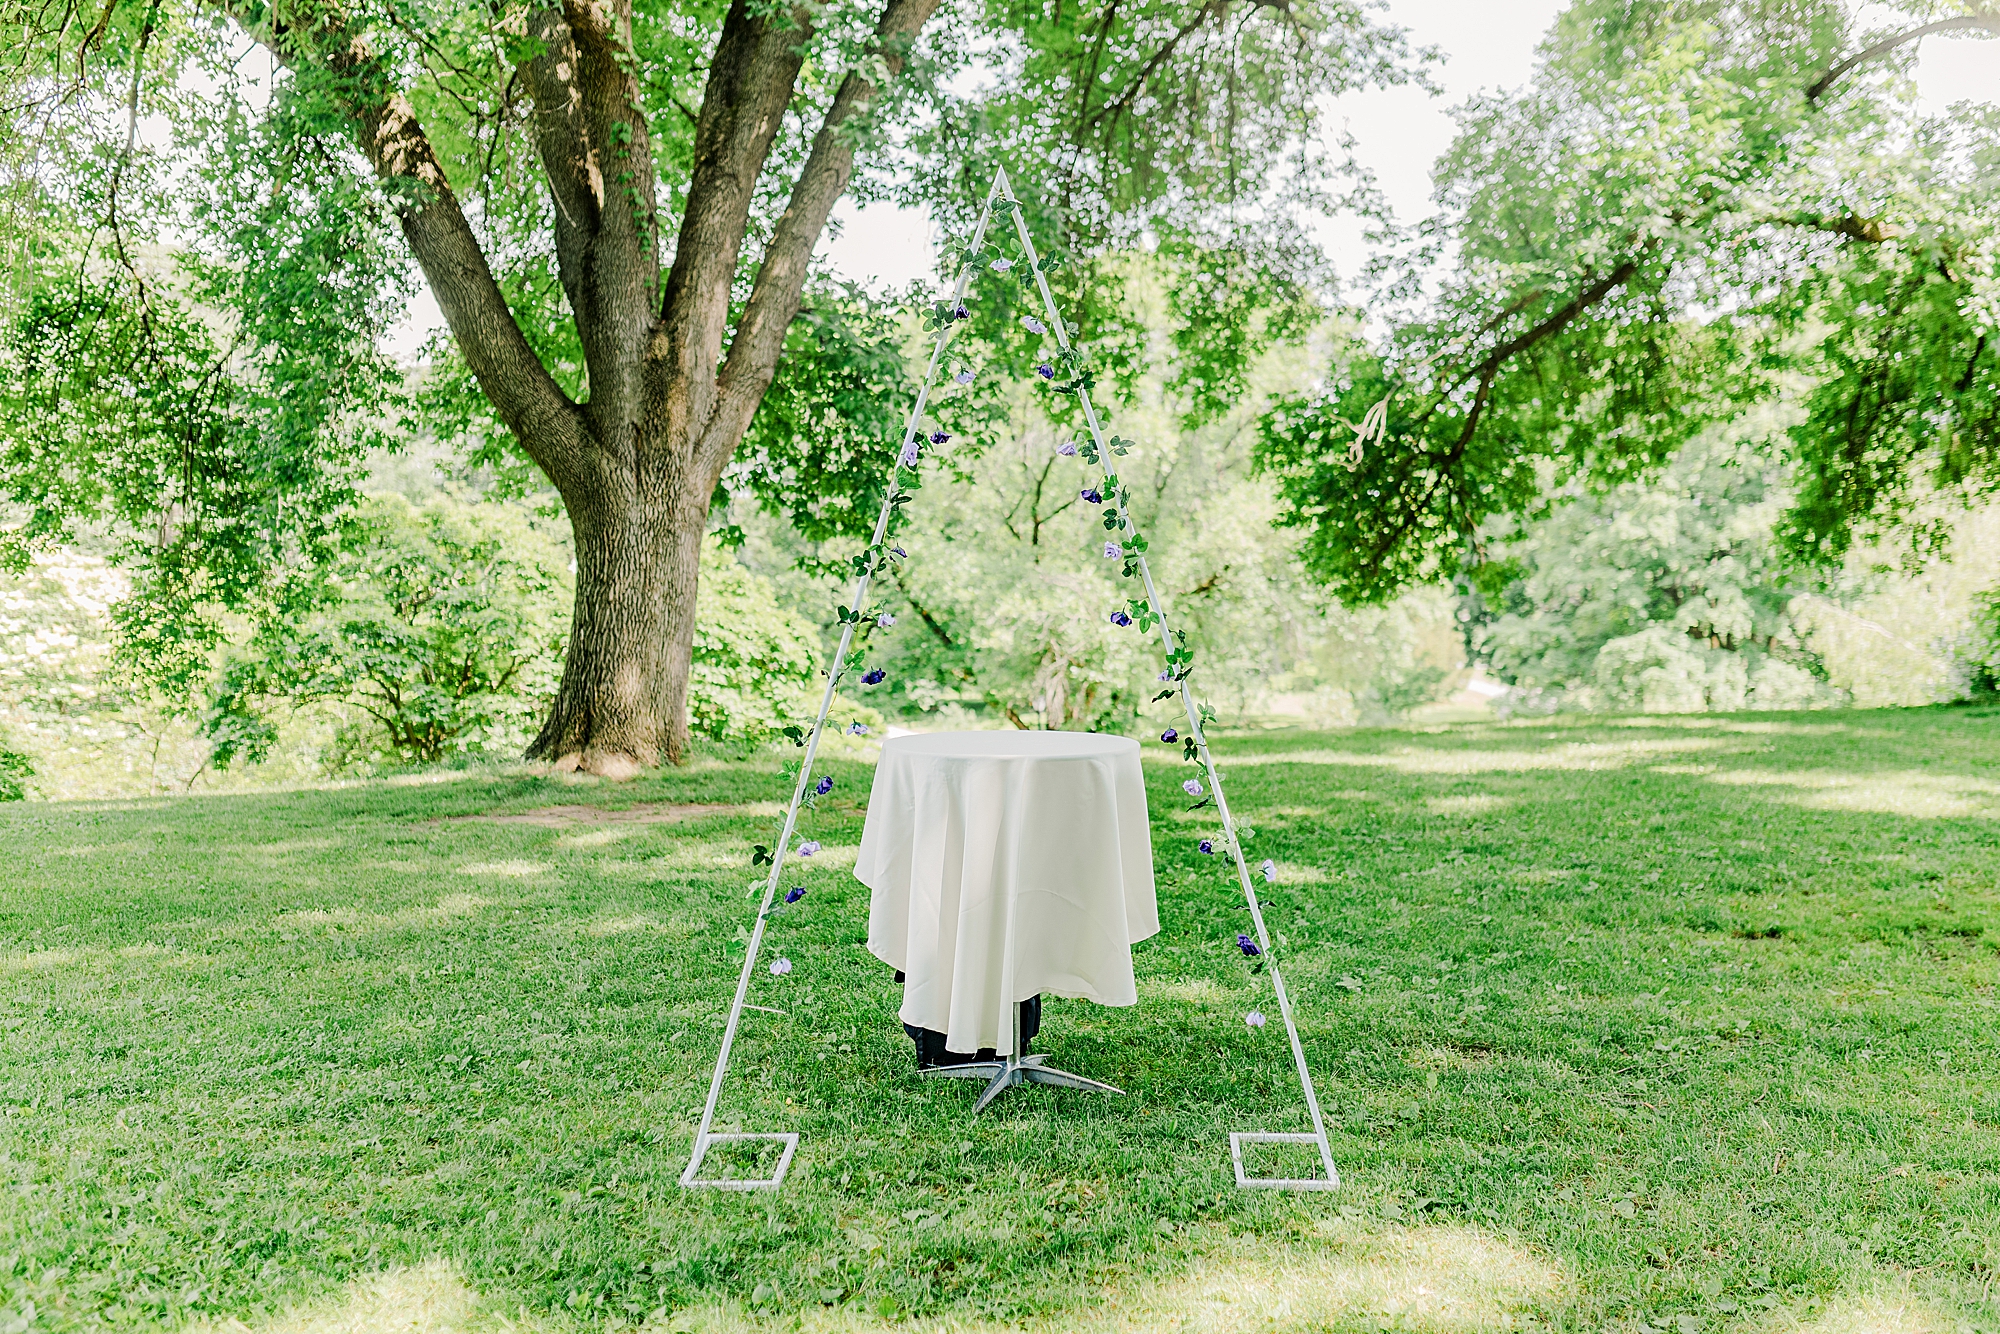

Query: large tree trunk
left=527, top=480, right=707, bottom=774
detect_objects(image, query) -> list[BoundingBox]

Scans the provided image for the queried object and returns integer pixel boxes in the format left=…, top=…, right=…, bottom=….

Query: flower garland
left=980, top=176, right=1335, bottom=1184
left=973, top=211, right=1295, bottom=1014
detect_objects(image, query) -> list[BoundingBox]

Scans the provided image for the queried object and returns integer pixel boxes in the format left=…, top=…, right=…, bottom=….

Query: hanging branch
left=1805, top=12, right=2000, bottom=105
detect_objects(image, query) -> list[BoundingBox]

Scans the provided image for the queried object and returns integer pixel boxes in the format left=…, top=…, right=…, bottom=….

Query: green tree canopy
left=1256, top=0, right=2000, bottom=604
left=1, top=0, right=1422, bottom=770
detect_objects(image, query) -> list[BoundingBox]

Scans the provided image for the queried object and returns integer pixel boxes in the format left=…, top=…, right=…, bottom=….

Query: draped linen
left=856, top=731, right=1159, bottom=1055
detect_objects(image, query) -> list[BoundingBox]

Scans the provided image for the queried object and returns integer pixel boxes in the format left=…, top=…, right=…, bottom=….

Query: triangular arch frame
left=681, top=168, right=1338, bottom=1193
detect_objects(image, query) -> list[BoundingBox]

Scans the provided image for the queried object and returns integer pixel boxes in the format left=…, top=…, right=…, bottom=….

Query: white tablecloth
left=856, top=731, right=1159, bottom=1056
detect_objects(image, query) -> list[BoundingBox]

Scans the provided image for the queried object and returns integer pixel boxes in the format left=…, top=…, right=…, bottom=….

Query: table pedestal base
left=917, top=1003, right=1122, bottom=1114
left=922, top=1051, right=1123, bottom=1114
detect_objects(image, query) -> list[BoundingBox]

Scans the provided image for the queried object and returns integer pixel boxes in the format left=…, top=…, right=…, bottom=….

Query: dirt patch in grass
left=444, top=801, right=761, bottom=828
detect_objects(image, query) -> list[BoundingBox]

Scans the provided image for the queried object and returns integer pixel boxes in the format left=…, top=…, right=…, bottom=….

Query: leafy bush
left=1964, top=589, right=2000, bottom=700
left=686, top=541, right=821, bottom=742
left=0, top=743, right=30, bottom=800
left=205, top=494, right=572, bottom=769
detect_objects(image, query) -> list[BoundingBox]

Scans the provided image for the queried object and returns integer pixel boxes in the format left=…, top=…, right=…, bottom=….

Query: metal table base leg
left=917, top=1003, right=1122, bottom=1114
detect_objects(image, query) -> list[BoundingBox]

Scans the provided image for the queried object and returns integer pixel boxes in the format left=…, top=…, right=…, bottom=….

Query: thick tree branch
left=1084, top=0, right=1224, bottom=134
left=1770, top=210, right=1906, bottom=244
left=890, top=565, right=958, bottom=650
left=1478, top=256, right=1643, bottom=370
left=1806, top=12, right=2000, bottom=104
left=1360, top=253, right=1647, bottom=586
left=365, top=91, right=596, bottom=495
left=695, top=0, right=942, bottom=487
left=523, top=0, right=662, bottom=441
left=650, top=0, right=815, bottom=461
left=227, top=6, right=591, bottom=495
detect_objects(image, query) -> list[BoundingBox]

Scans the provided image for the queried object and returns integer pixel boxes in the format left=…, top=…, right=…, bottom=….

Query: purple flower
left=953, top=369, right=974, bottom=385
left=1199, top=840, right=1214, bottom=855
left=770, top=957, right=793, bottom=976
left=1109, top=611, right=1132, bottom=627
left=1036, top=363, right=1056, bottom=380
left=785, top=886, right=806, bottom=904
left=796, top=840, right=822, bottom=857
left=953, top=303, right=968, bottom=320
left=1161, top=728, right=1178, bottom=743
left=1183, top=778, right=1203, bottom=796
left=899, top=441, right=921, bottom=468
left=861, top=669, right=886, bottom=685
left=991, top=258, right=1014, bottom=272
left=1237, top=933, right=1262, bottom=957
left=876, top=613, right=896, bottom=628
left=1056, top=440, right=1078, bottom=457
left=1245, top=1010, right=1266, bottom=1029
left=930, top=430, right=950, bottom=445
left=1103, top=542, right=1120, bottom=559
left=891, top=546, right=907, bottom=558
left=848, top=722, right=869, bottom=735
left=1021, top=316, right=1046, bottom=335
left=1081, top=488, right=1102, bottom=504
left=1159, top=669, right=1173, bottom=681
left=814, top=776, right=833, bottom=796
left=1260, top=858, right=1277, bottom=882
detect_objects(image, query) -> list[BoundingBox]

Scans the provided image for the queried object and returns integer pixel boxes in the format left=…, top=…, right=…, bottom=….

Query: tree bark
left=530, top=478, right=708, bottom=775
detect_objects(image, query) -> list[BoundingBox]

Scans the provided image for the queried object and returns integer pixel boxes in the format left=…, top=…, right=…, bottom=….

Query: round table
left=855, top=730, right=1159, bottom=1070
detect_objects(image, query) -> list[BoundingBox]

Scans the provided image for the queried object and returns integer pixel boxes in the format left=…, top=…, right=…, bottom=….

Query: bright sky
left=383, top=2, right=1998, bottom=354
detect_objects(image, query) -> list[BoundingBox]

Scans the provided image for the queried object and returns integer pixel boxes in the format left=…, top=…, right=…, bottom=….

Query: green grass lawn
left=3, top=709, right=1998, bottom=1334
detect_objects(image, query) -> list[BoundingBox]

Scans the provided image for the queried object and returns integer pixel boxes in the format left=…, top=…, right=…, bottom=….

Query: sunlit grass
left=2, top=706, right=1997, bottom=1332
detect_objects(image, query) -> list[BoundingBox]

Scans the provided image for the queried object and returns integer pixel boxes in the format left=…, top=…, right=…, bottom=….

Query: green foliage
left=1475, top=433, right=1836, bottom=714
left=1962, top=587, right=2000, bottom=699
left=202, top=498, right=818, bottom=769
left=0, top=741, right=28, bottom=800
left=686, top=540, right=822, bottom=742
left=1257, top=1, right=2000, bottom=603
left=1, top=0, right=1426, bottom=708
left=0, top=26, right=410, bottom=697
left=725, top=287, right=911, bottom=547
left=0, top=548, right=229, bottom=797
left=735, top=284, right=1462, bottom=733
left=204, top=494, right=572, bottom=769
left=890, top=0, right=1419, bottom=441
left=1368, top=663, right=1448, bottom=719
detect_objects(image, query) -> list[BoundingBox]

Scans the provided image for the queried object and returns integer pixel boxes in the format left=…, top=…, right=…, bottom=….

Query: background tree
left=1, top=0, right=1421, bottom=774
left=1470, top=426, right=1836, bottom=714
left=723, top=259, right=1467, bottom=733
left=1256, top=0, right=2000, bottom=603
left=205, top=493, right=576, bottom=769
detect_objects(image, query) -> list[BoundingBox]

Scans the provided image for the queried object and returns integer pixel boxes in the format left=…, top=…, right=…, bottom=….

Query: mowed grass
left=2, top=708, right=1998, bottom=1334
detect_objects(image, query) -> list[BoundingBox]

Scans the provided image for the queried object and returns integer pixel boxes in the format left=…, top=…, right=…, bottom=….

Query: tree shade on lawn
left=2, top=708, right=1997, bottom=1327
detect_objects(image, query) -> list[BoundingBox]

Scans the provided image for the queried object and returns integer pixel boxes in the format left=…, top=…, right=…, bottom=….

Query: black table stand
left=919, top=1000, right=1123, bottom=1114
